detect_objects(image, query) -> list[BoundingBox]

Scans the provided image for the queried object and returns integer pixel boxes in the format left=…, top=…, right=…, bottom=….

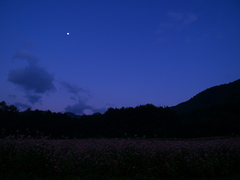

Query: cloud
left=26, top=94, right=42, bottom=104
left=61, top=81, right=87, bottom=96
left=8, top=65, right=55, bottom=93
left=167, top=11, right=198, bottom=24
left=65, top=100, right=107, bottom=115
left=9, top=49, right=56, bottom=105
left=14, top=102, right=31, bottom=111
left=93, top=107, right=107, bottom=114
left=12, top=49, right=39, bottom=65
left=62, top=81, right=105, bottom=115
left=167, top=11, right=184, bottom=20
left=157, top=11, right=198, bottom=34
left=156, top=22, right=173, bottom=34
left=65, top=100, right=93, bottom=115
left=184, top=14, right=198, bottom=24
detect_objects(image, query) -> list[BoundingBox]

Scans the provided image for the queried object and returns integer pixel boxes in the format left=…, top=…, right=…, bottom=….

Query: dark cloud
left=65, top=100, right=107, bottom=115
left=14, top=102, right=31, bottom=111
left=62, top=81, right=104, bottom=114
left=12, top=49, right=39, bottom=65
left=65, top=100, right=93, bottom=115
left=26, top=94, right=42, bottom=104
left=93, top=107, right=107, bottom=114
left=8, top=65, right=55, bottom=93
left=9, top=49, right=56, bottom=105
left=61, top=81, right=87, bottom=96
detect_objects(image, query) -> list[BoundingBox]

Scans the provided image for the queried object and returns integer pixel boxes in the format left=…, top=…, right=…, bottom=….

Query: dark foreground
left=1, top=136, right=240, bottom=180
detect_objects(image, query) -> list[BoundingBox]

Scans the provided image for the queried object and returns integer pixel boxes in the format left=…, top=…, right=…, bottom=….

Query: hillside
left=170, top=79, right=240, bottom=137
left=171, top=79, right=240, bottom=114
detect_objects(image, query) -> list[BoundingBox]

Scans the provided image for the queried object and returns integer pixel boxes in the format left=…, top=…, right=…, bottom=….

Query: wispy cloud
left=156, top=22, right=173, bottom=34
left=167, top=11, right=198, bottom=24
left=157, top=11, right=198, bottom=34
left=167, top=11, right=185, bottom=20
left=61, top=81, right=87, bottom=96
left=183, top=13, right=198, bottom=24
left=62, top=81, right=101, bottom=114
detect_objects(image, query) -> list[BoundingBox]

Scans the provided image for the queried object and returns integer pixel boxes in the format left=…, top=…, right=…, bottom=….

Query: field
left=0, top=136, right=240, bottom=180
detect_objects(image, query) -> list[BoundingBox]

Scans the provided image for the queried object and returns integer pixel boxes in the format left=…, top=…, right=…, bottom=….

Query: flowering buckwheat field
left=1, top=136, right=240, bottom=180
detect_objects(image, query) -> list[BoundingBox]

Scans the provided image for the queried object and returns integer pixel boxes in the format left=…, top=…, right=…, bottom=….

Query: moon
left=67, top=32, right=70, bottom=35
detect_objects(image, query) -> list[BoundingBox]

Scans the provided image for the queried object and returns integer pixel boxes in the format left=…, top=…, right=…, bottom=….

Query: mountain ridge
left=171, top=79, right=240, bottom=114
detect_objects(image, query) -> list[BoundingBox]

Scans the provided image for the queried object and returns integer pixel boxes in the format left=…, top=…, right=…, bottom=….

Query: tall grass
left=1, top=135, right=240, bottom=179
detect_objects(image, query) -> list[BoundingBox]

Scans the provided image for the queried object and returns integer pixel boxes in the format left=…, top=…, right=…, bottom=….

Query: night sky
left=1, top=0, right=240, bottom=115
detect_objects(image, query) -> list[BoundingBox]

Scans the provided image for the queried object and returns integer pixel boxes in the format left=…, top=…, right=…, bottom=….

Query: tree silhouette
left=1, top=79, right=240, bottom=139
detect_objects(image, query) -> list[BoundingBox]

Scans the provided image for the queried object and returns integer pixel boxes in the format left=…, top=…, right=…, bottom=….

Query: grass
left=0, top=136, right=240, bottom=180
left=1, top=174, right=240, bottom=180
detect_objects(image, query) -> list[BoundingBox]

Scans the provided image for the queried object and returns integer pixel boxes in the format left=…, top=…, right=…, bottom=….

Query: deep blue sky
left=1, top=0, right=240, bottom=115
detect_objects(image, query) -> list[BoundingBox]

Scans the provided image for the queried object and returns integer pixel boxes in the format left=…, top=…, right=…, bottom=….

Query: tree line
left=1, top=101, right=239, bottom=139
